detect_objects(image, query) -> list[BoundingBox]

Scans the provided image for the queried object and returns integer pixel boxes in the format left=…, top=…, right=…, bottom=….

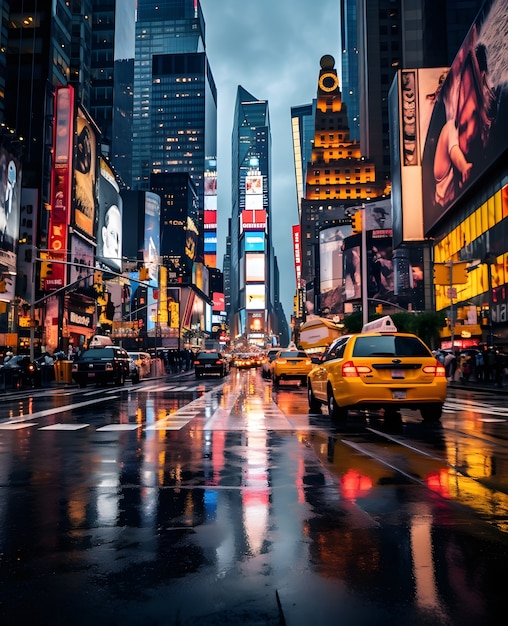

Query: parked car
left=71, top=345, right=131, bottom=388
left=261, top=348, right=280, bottom=378
left=270, top=349, right=313, bottom=387
left=307, top=331, right=447, bottom=422
left=0, top=354, right=40, bottom=388
left=194, top=351, right=229, bottom=378
left=129, top=357, right=140, bottom=383
left=127, top=351, right=151, bottom=378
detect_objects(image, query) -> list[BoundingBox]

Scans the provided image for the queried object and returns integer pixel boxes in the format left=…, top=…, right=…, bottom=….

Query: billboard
left=73, top=112, right=97, bottom=237
left=244, top=231, right=265, bottom=252
left=241, top=209, right=266, bottom=231
left=292, top=224, right=302, bottom=287
left=47, top=85, right=75, bottom=290
left=246, top=284, right=265, bottom=310
left=319, top=224, right=350, bottom=315
left=245, top=253, right=265, bottom=282
left=96, top=157, right=122, bottom=273
left=422, top=0, right=508, bottom=232
left=390, top=67, right=449, bottom=247
left=0, top=144, right=22, bottom=302
left=143, top=191, right=160, bottom=281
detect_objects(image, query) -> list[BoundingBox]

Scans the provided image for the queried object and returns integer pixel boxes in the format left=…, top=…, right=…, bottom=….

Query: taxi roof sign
left=361, top=315, right=398, bottom=333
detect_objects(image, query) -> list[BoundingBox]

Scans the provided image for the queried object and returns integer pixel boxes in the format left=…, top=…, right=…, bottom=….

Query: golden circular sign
left=318, top=72, right=338, bottom=92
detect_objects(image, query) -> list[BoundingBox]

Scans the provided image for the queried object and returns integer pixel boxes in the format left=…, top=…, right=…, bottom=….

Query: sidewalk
left=0, top=367, right=196, bottom=396
left=448, top=377, right=508, bottom=393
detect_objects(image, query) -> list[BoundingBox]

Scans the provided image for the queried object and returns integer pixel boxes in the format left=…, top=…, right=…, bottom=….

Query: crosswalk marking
left=39, top=423, right=89, bottom=430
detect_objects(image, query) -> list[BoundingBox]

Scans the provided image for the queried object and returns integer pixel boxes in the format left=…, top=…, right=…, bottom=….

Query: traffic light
left=433, top=263, right=450, bottom=285
left=139, top=267, right=149, bottom=280
left=375, top=303, right=383, bottom=315
left=451, top=261, right=469, bottom=284
left=40, top=261, right=53, bottom=280
left=351, top=211, right=362, bottom=234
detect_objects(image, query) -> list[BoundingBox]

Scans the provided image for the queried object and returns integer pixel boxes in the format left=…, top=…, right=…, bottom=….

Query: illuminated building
left=296, top=55, right=386, bottom=318
left=227, top=86, right=288, bottom=348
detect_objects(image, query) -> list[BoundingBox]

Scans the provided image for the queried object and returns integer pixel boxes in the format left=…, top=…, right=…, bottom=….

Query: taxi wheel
left=307, top=384, right=321, bottom=412
left=327, top=386, right=347, bottom=421
left=420, top=403, right=443, bottom=422
left=272, top=374, right=280, bottom=387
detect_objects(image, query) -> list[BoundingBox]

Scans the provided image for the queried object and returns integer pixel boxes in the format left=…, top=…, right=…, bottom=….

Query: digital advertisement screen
left=96, top=157, right=122, bottom=273
left=144, top=191, right=160, bottom=282
left=245, top=231, right=265, bottom=252
left=245, top=284, right=265, bottom=310
left=422, top=0, right=508, bottom=232
left=73, top=113, right=97, bottom=237
left=245, top=253, right=265, bottom=282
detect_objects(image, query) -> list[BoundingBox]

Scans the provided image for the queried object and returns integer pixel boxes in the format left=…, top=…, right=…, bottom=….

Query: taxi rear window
left=352, top=336, right=431, bottom=358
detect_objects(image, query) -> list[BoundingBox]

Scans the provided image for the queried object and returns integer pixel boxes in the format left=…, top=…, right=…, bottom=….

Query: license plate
left=205, top=364, right=211, bottom=368
left=392, top=390, right=406, bottom=399
left=87, top=372, right=95, bottom=377
left=391, top=369, right=404, bottom=379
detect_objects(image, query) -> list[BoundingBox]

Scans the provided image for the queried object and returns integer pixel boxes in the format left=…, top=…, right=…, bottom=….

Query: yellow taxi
left=270, top=349, right=314, bottom=387
left=307, top=325, right=447, bottom=422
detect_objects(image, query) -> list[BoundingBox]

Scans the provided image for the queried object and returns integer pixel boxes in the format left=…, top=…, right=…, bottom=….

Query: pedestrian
left=475, top=350, right=484, bottom=382
left=444, top=351, right=457, bottom=382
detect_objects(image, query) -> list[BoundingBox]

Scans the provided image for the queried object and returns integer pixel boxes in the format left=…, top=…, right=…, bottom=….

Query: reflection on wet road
left=0, top=370, right=507, bottom=625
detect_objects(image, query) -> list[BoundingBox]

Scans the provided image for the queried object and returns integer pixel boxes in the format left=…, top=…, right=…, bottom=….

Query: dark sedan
left=194, top=351, right=229, bottom=379
left=71, top=346, right=131, bottom=388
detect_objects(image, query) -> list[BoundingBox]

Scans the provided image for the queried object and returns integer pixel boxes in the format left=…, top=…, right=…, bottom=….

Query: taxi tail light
left=341, top=360, right=372, bottom=377
left=422, top=362, right=446, bottom=377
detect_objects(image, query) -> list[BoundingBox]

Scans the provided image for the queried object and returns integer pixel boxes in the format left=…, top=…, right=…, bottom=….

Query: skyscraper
left=228, top=86, right=284, bottom=347
left=131, top=0, right=217, bottom=266
left=297, top=55, right=386, bottom=317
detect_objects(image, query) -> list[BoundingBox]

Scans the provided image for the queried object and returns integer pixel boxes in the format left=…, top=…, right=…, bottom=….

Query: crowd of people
left=436, top=346, right=508, bottom=387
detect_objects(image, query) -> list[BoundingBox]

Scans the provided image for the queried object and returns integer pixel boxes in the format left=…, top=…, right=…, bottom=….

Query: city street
left=0, top=369, right=508, bottom=625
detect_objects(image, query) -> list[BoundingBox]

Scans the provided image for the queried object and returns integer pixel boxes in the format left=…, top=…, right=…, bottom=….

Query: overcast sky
left=200, top=0, right=341, bottom=321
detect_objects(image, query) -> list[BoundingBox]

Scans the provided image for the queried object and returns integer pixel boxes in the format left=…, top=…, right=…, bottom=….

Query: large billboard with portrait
left=422, top=0, right=508, bottom=233
left=0, top=144, right=22, bottom=302
left=96, top=157, right=122, bottom=273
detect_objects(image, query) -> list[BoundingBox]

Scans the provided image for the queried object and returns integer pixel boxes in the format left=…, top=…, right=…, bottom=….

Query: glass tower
left=229, top=86, right=278, bottom=346
left=131, top=0, right=217, bottom=258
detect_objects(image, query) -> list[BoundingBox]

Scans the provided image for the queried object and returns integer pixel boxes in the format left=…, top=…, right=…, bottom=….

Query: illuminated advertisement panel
left=241, top=209, right=266, bottom=231
left=69, top=235, right=94, bottom=289
left=245, top=231, right=265, bottom=252
left=144, top=191, right=160, bottom=282
left=422, top=0, right=508, bottom=232
left=364, top=199, right=393, bottom=232
left=390, top=68, right=448, bottom=247
left=212, top=292, right=225, bottom=312
left=96, top=157, right=122, bottom=273
left=246, top=284, right=265, bottom=310
left=343, top=242, right=361, bottom=301
left=247, top=311, right=265, bottom=334
left=292, top=224, right=301, bottom=286
left=319, top=224, right=349, bottom=315
left=73, top=112, right=97, bottom=237
left=245, top=253, right=265, bottom=282
left=48, top=85, right=75, bottom=290
left=0, top=145, right=22, bottom=302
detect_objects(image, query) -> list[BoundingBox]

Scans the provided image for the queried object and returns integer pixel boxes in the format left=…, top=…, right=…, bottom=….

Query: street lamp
left=483, top=252, right=496, bottom=347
